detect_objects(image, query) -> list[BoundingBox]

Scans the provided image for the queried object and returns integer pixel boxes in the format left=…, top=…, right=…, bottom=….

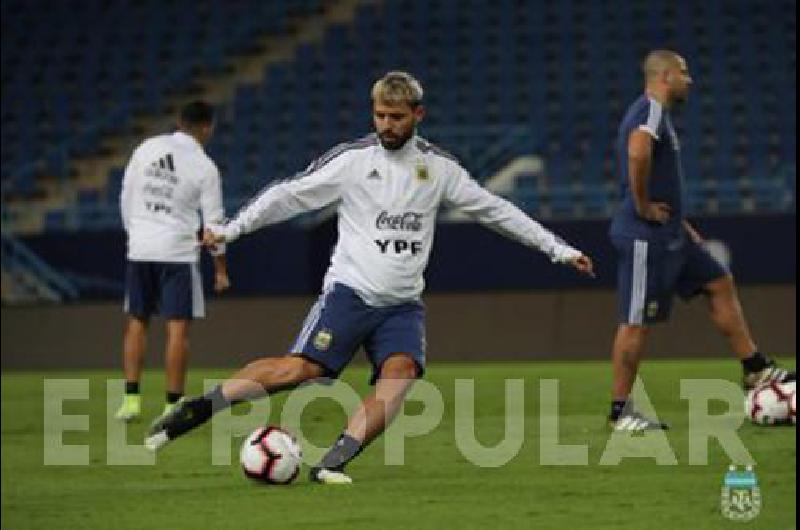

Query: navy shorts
left=124, top=261, right=204, bottom=320
left=613, top=235, right=728, bottom=325
left=291, top=283, right=426, bottom=385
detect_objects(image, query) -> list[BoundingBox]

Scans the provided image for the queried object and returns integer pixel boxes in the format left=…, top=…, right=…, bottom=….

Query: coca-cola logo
left=375, top=211, right=424, bottom=232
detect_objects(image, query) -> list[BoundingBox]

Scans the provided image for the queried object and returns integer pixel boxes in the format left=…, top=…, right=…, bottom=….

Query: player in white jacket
left=146, top=73, right=594, bottom=483
left=116, top=101, right=230, bottom=424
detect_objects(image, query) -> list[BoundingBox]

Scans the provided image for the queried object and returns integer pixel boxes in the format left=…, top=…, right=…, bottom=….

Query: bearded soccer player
left=607, top=50, right=795, bottom=431
left=145, top=72, right=594, bottom=483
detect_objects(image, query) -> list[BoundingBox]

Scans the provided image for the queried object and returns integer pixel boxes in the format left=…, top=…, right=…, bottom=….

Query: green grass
left=2, top=360, right=796, bottom=530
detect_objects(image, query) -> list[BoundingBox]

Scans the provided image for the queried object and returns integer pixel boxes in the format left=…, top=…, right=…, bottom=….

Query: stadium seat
left=1, top=0, right=794, bottom=225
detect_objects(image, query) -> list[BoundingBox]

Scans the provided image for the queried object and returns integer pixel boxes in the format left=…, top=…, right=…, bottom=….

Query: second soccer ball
left=745, top=381, right=795, bottom=425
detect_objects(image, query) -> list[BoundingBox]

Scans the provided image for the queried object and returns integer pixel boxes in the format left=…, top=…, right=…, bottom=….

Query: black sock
left=162, top=388, right=220, bottom=438
left=161, top=386, right=239, bottom=439
left=610, top=399, right=628, bottom=420
left=166, top=391, right=183, bottom=404
left=317, top=434, right=363, bottom=471
left=125, top=381, right=140, bottom=395
left=742, top=351, right=771, bottom=373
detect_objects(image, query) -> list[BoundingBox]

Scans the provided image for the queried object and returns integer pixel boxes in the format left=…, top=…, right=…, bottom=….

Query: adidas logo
left=150, top=153, right=175, bottom=172
left=366, top=169, right=381, bottom=180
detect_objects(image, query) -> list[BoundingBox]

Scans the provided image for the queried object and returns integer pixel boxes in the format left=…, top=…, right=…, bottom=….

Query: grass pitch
left=2, top=359, right=796, bottom=530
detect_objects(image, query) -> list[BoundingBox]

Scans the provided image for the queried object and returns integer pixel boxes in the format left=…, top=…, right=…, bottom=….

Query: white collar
left=173, top=130, right=203, bottom=150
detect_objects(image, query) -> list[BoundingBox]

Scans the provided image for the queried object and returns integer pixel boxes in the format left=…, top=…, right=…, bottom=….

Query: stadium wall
left=20, top=214, right=797, bottom=299
left=1, top=284, right=794, bottom=369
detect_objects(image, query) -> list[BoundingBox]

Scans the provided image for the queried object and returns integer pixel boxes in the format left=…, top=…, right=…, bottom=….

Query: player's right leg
left=147, top=319, right=191, bottom=429
left=152, top=262, right=204, bottom=424
left=145, top=356, right=324, bottom=450
left=609, top=324, right=669, bottom=431
left=146, top=282, right=367, bottom=451
left=115, top=261, right=157, bottom=422
left=607, top=237, right=671, bottom=431
left=611, top=324, right=648, bottom=400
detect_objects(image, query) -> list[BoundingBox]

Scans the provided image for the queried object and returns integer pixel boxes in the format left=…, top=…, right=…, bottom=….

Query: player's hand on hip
left=641, top=202, right=671, bottom=224
left=214, top=272, right=231, bottom=293
left=570, top=255, right=595, bottom=277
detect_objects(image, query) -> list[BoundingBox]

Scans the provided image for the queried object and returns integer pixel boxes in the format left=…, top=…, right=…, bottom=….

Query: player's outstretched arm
left=443, top=165, right=594, bottom=274
left=210, top=151, right=352, bottom=244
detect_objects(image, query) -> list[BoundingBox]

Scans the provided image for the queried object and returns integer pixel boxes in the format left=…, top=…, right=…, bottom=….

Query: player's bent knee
left=273, top=356, right=324, bottom=384
left=379, top=354, right=419, bottom=380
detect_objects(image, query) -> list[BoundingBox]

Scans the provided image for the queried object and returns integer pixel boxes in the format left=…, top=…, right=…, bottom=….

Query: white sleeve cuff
left=551, top=245, right=582, bottom=264
left=220, top=222, right=242, bottom=243
left=637, top=124, right=660, bottom=140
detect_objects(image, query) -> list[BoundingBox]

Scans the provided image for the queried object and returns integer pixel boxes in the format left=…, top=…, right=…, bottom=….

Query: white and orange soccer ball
left=240, top=426, right=303, bottom=485
left=745, top=381, right=796, bottom=425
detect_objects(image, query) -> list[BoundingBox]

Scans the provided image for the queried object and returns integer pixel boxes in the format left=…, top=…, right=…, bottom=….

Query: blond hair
left=642, top=49, right=682, bottom=80
left=371, top=71, right=424, bottom=107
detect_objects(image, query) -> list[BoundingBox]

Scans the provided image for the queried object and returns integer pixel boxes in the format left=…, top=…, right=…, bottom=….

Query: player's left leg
left=704, top=274, right=756, bottom=359
left=702, top=274, right=795, bottom=388
left=161, top=319, right=191, bottom=414
left=311, top=353, right=419, bottom=484
left=345, top=354, right=418, bottom=443
left=678, top=240, right=795, bottom=389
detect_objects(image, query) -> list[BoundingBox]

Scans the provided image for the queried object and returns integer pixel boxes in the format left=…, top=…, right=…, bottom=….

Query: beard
left=378, top=129, right=413, bottom=151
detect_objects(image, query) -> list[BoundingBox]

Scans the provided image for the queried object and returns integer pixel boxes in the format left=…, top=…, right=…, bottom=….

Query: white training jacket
left=219, top=134, right=581, bottom=306
left=121, top=131, right=225, bottom=262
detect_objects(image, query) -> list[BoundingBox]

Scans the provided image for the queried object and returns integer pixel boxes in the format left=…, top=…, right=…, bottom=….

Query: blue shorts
left=613, top=235, right=728, bottom=325
left=124, top=261, right=204, bottom=320
left=291, top=283, right=426, bottom=385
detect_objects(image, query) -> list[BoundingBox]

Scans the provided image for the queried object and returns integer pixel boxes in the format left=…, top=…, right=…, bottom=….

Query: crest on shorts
left=646, top=301, right=659, bottom=318
left=313, top=329, right=333, bottom=351
left=721, top=465, right=761, bottom=522
left=415, top=163, right=430, bottom=182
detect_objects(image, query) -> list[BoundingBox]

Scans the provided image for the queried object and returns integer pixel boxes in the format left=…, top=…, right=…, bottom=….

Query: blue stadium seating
left=1, top=0, right=322, bottom=198
left=203, top=0, right=795, bottom=218
left=1, top=0, right=795, bottom=226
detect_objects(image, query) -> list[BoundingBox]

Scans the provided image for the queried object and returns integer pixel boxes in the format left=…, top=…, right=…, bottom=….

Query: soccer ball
left=745, top=381, right=795, bottom=425
left=240, top=426, right=302, bottom=484
left=788, top=386, right=797, bottom=425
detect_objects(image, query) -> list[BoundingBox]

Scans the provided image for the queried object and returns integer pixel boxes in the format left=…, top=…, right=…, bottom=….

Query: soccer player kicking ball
left=146, top=72, right=594, bottom=484
left=607, top=50, right=795, bottom=432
